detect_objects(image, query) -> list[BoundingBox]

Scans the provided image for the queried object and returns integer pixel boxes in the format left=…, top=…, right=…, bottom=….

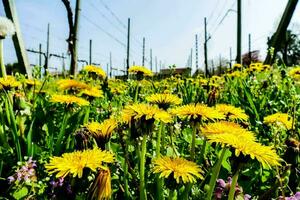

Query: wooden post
left=204, top=17, right=209, bottom=78
left=45, top=23, right=50, bottom=74
left=72, top=0, right=81, bottom=75
left=89, top=39, right=92, bottom=65
left=264, top=0, right=298, bottom=64
left=150, top=48, right=152, bottom=71
left=195, top=34, right=199, bottom=69
left=236, top=0, right=242, bottom=64
left=39, top=43, right=42, bottom=67
left=142, top=37, right=145, bottom=66
left=2, top=0, right=31, bottom=77
left=248, top=34, right=251, bottom=64
left=126, top=18, right=130, bottom=78
left=109, top=52, right=112, bottom=78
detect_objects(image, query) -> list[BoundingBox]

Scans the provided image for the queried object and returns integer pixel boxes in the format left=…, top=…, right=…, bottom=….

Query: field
left=0, top=63, right=299, bottom=199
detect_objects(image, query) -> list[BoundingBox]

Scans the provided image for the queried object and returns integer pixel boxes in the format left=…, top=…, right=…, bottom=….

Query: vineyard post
left=45, top=23, right=50, bottom=74
left=190, top=48, right=193, bottom=68
left=229, top=47, right=232, bottom=69
left=142, top=37, right=145, bottom=66
left=2, top=0, right=31, bottom=77
left=150, top=48, right=153, bottom=71
left=248, top=34, right=251, bottom=64
left=195, top=34, right=198, bottom=69
left=39, top=43, right=42, bottom=67
left=236, top=0, right=242, bottom=64
left=110, top=52, right=112, bottom=78
left=126, top=18, right=130, bottom=78
left=204, top=17, right=209, bottom=78
left=155, top=56, right=158, bottom=73
left=89, top=39, right=92, bottom=65
left=264, top=0, right=298, bottom=64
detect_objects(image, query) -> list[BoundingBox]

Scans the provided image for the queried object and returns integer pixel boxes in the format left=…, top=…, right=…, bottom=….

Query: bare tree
left=61, top=0, right=81, bottom=76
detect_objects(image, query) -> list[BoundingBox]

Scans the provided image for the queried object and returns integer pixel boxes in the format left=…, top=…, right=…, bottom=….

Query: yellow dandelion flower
left=0, top=75, right=21, bottom=89
left=24, top=79, right=42, bottom=86
left=288, top=67, right=300, bottom=80
left=121, top=103, right=172, bottom=124
left=45, top=148, right=114, bottom=178
left=86, top=119, right=118, bottom=141
left=81, top=86, right=104, bottom=98
left=263, top=113, right=293, bottom=130
left=89, top=168, right=112, bottom=200
left=215, top=104, right=248, bottom=121
left=227, top=71, right=245, bottom=78
left=170, top=104, right=225, bottom=121
left=233, top=63, right=242, bottom=70
left=146, top=93, right=182, bottom=109
left=128, top=66, right=153, bottom=76
left=152, top=156, right=204, bottom=184
left=262, top=64, right=271, bottom=71
left=50, top=94, right=90, bottom=106
left=57, top=79, right=89, bottom=91
left=206, top=133, right=280, bottom=168
left=200, top=121, right=255, bottom=141
left=84, top=65, right=106, bottom=78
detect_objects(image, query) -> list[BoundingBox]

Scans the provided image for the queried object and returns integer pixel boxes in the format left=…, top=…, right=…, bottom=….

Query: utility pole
left=109, top=52, right=112, bottom=78
left=204, top=17, right=210, bottom=78
left=2, top=0, right=31, bottom=78
left=236, top=0, right=242, bottom=64
left=195, top=34, right=199, bottom=70
left=264, top=0, right=298, bottom=64
left=39, top=43, right=42, bottom=67
left=46, top=23, right=50, bottom=73
left=89, top=39, right=92, bottom=65
left=142, top=37, right=145, bottom=66
left=126, top=18, right=130, bottom=78
left=248, top=34, right=251, bottom=64
left=150, top=48, right=153, bottom=71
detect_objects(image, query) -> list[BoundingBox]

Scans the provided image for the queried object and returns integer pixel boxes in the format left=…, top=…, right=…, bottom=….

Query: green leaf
left=220, top=149, right=232, bottom=172
left=12, top=187, right=28, bottom=200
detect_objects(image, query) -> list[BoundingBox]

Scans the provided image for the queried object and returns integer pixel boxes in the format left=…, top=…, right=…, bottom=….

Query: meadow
left=0, top=63, right=299, bottom=200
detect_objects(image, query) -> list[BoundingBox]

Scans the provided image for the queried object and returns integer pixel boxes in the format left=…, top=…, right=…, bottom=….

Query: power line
left=97, top=0, right=143, bottom=48
left=208, top=0, right=233, bottom=33
left=98, top=0, right=127, bottom=29
left=209, top=1, right=236, bottom=38
left=81, top=14, right=127, bottom=48
left=87, top=2, right=127, bottom=38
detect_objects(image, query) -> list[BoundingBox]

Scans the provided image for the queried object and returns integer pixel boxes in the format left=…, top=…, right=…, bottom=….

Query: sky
left=0, top=0, right=300, bottom=75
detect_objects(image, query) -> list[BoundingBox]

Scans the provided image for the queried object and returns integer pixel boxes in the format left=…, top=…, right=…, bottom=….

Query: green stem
left=5, top=95, right=22, bottom=161
left=0, top=39, right=6, bottom=78
left=228, top=166, right=240, bottom=200
left=206, top=148, right=227, bottom=200
left=199, top=139, right=207, bottom=164
left=191, top=125, right=197, bottom=161
left=139, top=134, right=147, bottom=200
left=54, top=112, right=70, bottom=155
left=26, top=119, right=35, bottom=157
left=168, top=190, right=175, bottom=200
left=156, top=122, right=164, bottom=158
left=83, top=106, right=90, bottom=124
left=156, top=122, right=164, bottom=200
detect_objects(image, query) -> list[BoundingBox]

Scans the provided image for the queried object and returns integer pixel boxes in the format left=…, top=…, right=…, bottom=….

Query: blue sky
left=0, top=0, right=300, bottom=75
